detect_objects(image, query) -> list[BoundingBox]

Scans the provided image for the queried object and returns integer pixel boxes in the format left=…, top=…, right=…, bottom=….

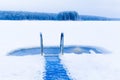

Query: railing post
left=60, top=33, right=64, bottom=55
left=40, top=33, right=43, bottom=56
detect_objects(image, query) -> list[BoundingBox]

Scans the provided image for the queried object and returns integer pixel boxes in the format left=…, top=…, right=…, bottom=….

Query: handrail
left=40, top=33, right=64, bottom=55
left=40, top=33, right=43, bottom=55
left=60, top=33, right=64, bottom=55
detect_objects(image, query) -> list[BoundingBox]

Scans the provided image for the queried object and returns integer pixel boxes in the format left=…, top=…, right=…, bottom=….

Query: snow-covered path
left=0, top=55, right=45, bottom=80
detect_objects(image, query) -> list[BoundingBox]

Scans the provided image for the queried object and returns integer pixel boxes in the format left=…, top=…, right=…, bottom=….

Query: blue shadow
left=44, top=55, right=71, bottom=80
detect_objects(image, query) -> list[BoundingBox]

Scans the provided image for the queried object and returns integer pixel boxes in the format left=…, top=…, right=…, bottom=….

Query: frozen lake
left=0, top=21, right=120, bottom=80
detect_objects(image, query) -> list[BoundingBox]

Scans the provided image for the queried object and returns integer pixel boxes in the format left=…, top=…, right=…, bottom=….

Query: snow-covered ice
left=0, top=21, right=120, bottom=55
left=0, top=55, right=45, bottom=80
left=59, top=21, right=120, bottom=80
left=61, top=53, right=120, bottom=80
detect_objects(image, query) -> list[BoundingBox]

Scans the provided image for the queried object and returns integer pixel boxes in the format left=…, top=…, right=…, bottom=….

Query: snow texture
left=0, top=55, right=45, bottom=80
left=61, top=53, right=120, bottom=80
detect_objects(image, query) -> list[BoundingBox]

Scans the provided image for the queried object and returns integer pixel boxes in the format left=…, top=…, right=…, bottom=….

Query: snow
left=0, top=21, right=120, bottom=55
left=0, top=21, right=120, bottom=80
left=59, top=21, right=120, bottom=80
left=61, top=53, right=120, bottom=80
left=0, top=55, right=45, bottom=80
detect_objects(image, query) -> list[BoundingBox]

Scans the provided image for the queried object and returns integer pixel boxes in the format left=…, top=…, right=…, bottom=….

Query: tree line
left=0, top=11, right=110, bottom=20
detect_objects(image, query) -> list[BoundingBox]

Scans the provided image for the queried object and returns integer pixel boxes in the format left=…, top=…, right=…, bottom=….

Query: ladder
left=40, top=33, right=64, bottom=56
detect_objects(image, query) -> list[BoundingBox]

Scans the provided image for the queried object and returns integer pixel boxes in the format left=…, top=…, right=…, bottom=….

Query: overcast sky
left=0, top=0, right=120, bottom=18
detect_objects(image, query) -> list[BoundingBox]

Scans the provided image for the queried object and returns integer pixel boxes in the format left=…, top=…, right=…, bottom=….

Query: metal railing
left=40, top=33, right=64, bottom=55
left=60, top=33, right=64, bottom=55
left=40, top=33, right=43, bottom=55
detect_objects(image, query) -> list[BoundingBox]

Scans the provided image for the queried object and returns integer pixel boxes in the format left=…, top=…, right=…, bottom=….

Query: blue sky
left=0, top=0, right=120, bottom=18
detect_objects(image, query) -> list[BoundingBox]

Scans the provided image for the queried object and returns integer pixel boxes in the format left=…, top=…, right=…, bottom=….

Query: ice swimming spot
left=7, top=33, right=109, bottom=80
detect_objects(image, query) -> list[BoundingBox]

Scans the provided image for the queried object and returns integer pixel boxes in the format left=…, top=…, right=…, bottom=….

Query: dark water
left=8, top=46, right=109, bottom=56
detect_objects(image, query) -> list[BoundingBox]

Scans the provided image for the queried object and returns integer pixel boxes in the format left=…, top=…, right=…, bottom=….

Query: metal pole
left=60, top=33, right=64, bottom=55
left=40, top=33, right=43, bottom=56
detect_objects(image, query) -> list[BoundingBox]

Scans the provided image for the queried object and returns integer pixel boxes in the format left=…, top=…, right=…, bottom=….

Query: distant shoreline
left=0, top=11, right=119, bottom=21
